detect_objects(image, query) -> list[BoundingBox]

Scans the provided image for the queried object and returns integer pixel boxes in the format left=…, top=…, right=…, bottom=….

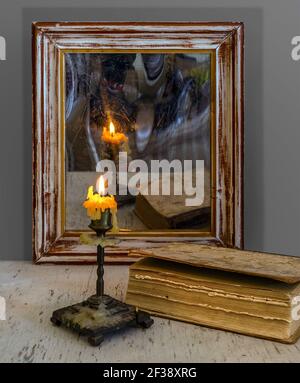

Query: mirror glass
left=64, top=52, right=212, bottom=232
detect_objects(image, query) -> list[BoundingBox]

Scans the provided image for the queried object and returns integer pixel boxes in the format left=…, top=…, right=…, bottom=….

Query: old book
left=126, top=244, right=300, bottom=343
left=134, top=170, right=210, bottom=229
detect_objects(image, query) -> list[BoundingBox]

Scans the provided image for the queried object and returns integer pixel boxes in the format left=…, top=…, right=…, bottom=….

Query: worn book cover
left=126, top=244, right=300, bottom=343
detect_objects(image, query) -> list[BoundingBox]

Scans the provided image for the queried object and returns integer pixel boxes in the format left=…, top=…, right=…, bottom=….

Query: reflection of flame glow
left=109, top=121, right=115, bottom=136
left=96, top=175, right=105, bottom=196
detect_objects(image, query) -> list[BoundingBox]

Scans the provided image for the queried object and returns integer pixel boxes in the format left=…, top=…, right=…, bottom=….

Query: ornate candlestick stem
left=88, top=209, right=113, bottom=302
left=96, top=242, right=105, bottom=297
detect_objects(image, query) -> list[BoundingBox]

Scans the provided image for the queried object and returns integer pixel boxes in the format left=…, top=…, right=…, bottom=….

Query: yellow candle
left=101, top=121, right=128, bottom=145
left=83, top=175, right=118, bottom=232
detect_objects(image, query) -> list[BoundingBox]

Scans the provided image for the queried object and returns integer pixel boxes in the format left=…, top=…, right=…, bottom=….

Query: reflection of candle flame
left=101, top=120, right=127, bottom=144
left=96, top=175, right=105, bottom=196
left=109, top=121, right=115, bottom=136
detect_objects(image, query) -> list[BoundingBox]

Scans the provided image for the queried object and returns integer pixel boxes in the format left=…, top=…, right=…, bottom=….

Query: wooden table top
left=0, top=261, right=299, bottom=363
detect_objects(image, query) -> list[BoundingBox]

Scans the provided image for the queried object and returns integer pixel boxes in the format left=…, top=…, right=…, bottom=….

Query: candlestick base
left=50, top=294, right=154, bottom=346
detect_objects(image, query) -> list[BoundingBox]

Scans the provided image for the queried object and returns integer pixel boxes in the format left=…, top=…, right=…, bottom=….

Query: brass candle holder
left=51, top=209, right=153, bottom=346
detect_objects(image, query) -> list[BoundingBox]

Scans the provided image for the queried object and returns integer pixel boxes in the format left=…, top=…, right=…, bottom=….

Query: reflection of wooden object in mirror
left=32, top=22, right=244, bottom=264
left=134, top=170, right=210, bottom=229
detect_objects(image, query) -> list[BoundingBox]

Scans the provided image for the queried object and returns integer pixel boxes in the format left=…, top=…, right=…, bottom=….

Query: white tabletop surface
left=0, top=261, right=300, bottom=363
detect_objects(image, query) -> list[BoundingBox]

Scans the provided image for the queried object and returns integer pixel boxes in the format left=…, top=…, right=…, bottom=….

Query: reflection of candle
left=109, top=122, right=115, bottom=136
left=83, top=175, right=118, bottom=232
left=101, top=121, right=128, bottom=145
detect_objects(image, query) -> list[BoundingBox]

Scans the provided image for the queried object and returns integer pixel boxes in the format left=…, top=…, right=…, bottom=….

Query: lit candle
left=101, top=121, right=128, bottom=145
left=83, top=175, right=118, bottom=232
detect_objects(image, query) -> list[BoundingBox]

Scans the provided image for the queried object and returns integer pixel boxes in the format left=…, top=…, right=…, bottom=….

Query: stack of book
left=126, top=244, right=300, bottom=343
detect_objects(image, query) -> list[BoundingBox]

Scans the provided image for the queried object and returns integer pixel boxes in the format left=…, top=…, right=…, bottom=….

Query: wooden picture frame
left=32, top=22, right=244, bottom=264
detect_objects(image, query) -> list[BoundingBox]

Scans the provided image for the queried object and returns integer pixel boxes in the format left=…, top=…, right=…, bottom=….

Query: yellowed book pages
left=126, top=258, right=300, bottom=343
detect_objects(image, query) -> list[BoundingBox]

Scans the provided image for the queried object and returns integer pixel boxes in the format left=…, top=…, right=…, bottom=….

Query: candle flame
left=109, top=121, right=115, bottom=136
left=96, top=175, right=106, bottom=196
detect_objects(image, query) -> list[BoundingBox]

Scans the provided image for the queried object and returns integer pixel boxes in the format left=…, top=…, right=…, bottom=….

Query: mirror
left=32, top=22, right=244, bottom=263
left=64, top=52, right=212, bottom=232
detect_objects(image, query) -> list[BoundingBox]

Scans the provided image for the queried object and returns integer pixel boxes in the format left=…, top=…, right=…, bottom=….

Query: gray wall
left=0, top=0, right=299, bottom=260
